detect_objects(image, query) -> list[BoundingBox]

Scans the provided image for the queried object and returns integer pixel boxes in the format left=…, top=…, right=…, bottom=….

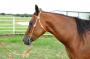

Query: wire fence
left=0, top=11, right=90, bottom=35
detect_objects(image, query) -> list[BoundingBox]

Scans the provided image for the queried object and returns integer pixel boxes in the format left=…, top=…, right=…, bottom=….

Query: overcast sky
left=0, top=0, right=90, bottom=14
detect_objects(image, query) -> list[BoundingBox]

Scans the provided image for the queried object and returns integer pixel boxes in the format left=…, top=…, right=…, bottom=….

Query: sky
left=0, top=0, right=90, bottom=14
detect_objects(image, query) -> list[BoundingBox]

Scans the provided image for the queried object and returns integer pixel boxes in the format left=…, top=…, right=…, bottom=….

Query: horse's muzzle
left=23, top=36, right=32, bottom=45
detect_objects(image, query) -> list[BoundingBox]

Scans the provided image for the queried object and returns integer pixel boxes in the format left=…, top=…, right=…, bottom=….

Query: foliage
left=0, top=13, right=5, bottom=15
left=0, top=13, right=32, bottom=17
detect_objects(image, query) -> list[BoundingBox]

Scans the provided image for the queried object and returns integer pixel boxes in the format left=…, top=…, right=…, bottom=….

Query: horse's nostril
left=23, top=39, right=30, bottom=45
left=23, top=36, right=32, bottom=45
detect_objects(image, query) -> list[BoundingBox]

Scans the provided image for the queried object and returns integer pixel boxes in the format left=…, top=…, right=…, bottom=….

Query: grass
left=0, top=35, right=69, bottom=59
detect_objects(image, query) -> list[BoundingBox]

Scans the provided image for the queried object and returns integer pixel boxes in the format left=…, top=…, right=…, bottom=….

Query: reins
left=0, top=42, right=32, bottom=59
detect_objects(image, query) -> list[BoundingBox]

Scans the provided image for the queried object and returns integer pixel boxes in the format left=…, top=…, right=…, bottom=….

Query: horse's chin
left=23, top=41, right=32, bottom=45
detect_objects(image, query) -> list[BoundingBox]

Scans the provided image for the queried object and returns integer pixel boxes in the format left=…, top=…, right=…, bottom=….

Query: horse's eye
left=29, top=22, right=33, bottom=26
left=29, top=21, right=34, bottom=27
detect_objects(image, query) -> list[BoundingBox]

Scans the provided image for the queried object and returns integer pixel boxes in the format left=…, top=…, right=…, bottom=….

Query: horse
left=23, top=5, right=90, bottom=59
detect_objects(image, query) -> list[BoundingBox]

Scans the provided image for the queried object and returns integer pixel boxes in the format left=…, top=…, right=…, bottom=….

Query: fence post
left=78, top=12, right=80, bottom=17
left=66, top=11, right=68, bottom=16
left=13, top=17, right=15, bottom=34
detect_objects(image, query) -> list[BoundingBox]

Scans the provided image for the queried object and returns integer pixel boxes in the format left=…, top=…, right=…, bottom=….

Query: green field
left=0, top=35, right=69, bottom=59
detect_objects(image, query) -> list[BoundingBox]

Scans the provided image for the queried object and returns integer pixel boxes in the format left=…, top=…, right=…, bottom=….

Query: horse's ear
left=35, top=5, right=39, bottom=15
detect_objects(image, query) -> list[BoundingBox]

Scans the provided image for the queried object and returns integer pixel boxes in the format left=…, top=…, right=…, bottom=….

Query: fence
left=0, top=17, right=30, bottom=35
left=53, top=11, right=90, bottom=19
left=0, top=11, right=90, bottom=35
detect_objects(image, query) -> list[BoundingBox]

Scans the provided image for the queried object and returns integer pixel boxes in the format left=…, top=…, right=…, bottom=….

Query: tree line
left=0, top=13, right=32, bottom=17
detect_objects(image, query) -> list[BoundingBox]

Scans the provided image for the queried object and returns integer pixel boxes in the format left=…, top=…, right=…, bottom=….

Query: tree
left=0, top=13, right=5, bottom=15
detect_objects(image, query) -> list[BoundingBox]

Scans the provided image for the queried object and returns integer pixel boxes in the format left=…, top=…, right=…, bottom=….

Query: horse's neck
left=46, top=14, right=78, bottom=44
left=45, top=14, right=82, bottom=56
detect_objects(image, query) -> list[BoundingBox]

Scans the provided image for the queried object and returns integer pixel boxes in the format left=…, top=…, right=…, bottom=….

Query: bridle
left=38, top=12, right=47, bottom=32
left=34, top=11, right=47, bottom=32
left=29, top=11, right=47, bottom=42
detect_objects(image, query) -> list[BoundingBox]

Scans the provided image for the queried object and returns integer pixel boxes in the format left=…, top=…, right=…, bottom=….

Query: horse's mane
left=49, top=12, right=90, bottom=38
left=74, top=17, right=90, bottom=38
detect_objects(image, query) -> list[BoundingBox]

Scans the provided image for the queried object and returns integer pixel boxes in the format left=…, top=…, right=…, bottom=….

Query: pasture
left=0, top=35, right=69, bottom=59
left=0, top=15, right=69, bottom=59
